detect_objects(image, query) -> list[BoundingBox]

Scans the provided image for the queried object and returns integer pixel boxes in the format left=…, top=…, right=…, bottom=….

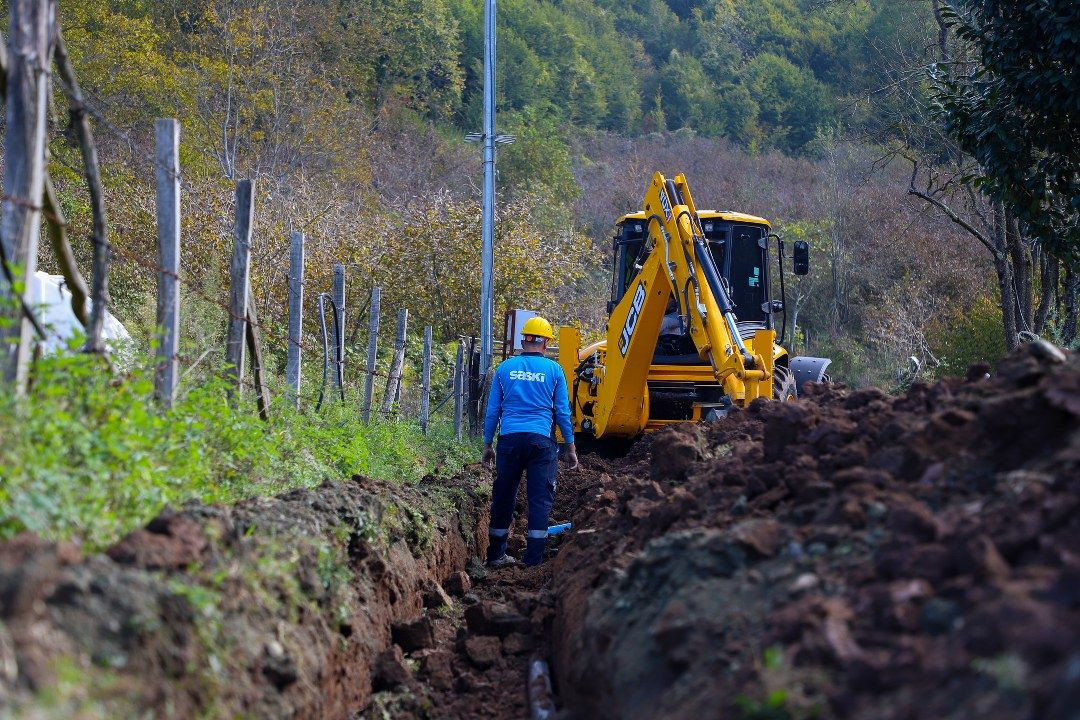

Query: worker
left=482, top=315, right=579, bottom=568
left=660, top=296, right=683, bottom=336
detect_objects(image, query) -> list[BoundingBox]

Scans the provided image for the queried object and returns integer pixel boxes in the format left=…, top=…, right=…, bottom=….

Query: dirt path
left=364, top=463, right=598, bottom=719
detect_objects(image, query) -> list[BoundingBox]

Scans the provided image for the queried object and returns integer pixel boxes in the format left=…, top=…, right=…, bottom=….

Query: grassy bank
left=0, top=348, right=478, bottom=550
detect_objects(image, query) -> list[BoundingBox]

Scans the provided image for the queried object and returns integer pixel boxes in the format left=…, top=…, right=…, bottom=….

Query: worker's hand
left=563, top=444, right=579, bottom=470
left=483, top=444, right=496, bottom=468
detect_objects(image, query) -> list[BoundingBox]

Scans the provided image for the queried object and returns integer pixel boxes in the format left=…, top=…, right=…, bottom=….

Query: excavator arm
left=565, top=172, right=775, bottom=438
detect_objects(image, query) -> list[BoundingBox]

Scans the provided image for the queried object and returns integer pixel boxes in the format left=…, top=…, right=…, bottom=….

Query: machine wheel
left=774, top=364, right=798, bottom=402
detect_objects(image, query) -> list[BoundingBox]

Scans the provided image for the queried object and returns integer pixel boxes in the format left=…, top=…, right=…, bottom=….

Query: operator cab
left=610, top=210, right=774, bottom=358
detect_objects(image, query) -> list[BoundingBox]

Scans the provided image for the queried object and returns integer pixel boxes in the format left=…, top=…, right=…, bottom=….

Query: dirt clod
left=392, top=614, right=436, bottom=652
left=106, top=513, right=208, bottom=570
left=502, top=632, right=533, bottom=655
left=443, top=571, right=472, bottom=596
left=422, top=579, right=454, bottom=609
left=463, top=636, right=502, bottom=668
left=464, top=600, right=530, bottom=638
left=372, top=645, right=412, bottom=691
left=729, top=517, right=784, bottom=557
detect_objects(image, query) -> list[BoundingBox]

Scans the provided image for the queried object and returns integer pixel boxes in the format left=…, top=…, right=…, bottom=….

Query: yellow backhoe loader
left=556, top=171, right=830, bottom=440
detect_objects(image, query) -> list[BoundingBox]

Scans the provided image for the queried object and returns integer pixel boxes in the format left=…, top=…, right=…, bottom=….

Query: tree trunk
left=1064, top=262, right=1078, bottom=345
left=1, top=0, right=56, bottom=388
left=54, top=29, right=110, bottom=356
left=1033, top=253, right=1057, bottom=335
left=993, top=203, right=1019, bottom=351
left=1006, top=214, right=1032, bottom=333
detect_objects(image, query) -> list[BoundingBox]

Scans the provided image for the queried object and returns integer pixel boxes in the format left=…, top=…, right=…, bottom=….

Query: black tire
left=774, top=364, right=798, bottom=402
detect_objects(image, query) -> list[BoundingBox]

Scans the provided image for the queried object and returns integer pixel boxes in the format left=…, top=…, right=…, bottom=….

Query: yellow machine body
left=558, top=172, right=791, bottom=440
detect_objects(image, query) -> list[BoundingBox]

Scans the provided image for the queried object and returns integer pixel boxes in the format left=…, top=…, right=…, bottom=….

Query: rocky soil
left=0, top=470, right=490, bottom=718
left=2, top=345, right=1077, bottom=720
left=552, top=347, right=1080, bottom=720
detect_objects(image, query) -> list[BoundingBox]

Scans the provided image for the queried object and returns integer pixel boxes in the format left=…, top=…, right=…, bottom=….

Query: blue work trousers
left=488, top=432, right=557, bottom=566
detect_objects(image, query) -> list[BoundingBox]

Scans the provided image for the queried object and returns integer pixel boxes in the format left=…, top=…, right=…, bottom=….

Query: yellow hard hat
left=521, top=316, right=555, bottom=341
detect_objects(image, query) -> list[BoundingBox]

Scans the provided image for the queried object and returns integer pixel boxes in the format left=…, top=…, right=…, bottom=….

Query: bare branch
left=906, top=158, right=998, bottom=256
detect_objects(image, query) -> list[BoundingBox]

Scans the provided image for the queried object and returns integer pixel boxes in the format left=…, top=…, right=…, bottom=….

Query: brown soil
left=362, top=455, right=591, bottom=719
left=3, top=345, right=1077, bottom=720
left=0, top=471, right=490, bottom=718
left=551, top=347, right=1080, bottom=720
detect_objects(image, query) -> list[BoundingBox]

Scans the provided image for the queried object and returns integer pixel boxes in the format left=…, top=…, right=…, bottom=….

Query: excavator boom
left=560, top=172, right=779, bottom=439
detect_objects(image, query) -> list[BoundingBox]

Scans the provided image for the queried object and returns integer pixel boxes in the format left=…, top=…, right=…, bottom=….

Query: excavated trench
left=410, top=344, right=1080, bottom=720
left=2, top=345, right=1078, bottom=719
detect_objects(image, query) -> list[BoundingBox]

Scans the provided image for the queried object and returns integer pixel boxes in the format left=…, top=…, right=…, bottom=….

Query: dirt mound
left=553, top=347, right=1080, bottom=720
left=0, top=471, right=490, bottom=718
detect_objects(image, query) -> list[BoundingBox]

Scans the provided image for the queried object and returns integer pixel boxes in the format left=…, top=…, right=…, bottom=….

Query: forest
left=24, top=0, right=1080, bottom=388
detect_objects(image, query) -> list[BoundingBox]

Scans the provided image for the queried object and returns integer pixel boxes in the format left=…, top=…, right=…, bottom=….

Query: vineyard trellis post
left=225, top=179, right=254, bottom=395
left=286, top=230, right=305, bottom=409
left=381, top=308, right=408, bottom=416
left=245, top=287, right=270, bottom=421
left=332, top=263, right=345, bottom=388
left=454, top=340, right=465, bottom=439
left=1, top=0, right=55, bottom=391
left=467, top=336, right=480, bottom=435
left=420, top=324, right=432, bottom=433
left=362, top=286, right=380, bottom=421
left=153, top=117, right=181, bottom=406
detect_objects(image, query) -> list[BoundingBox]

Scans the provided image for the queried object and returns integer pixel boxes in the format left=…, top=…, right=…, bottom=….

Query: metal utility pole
left=467, top=0, right=513, bottom=384
left=479, top=0, right=496, bottom=382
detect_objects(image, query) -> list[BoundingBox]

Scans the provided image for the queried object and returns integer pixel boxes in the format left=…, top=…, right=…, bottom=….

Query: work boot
left=487, top=554, right=517, bottom=568
left=487, top=531, right=509, bottom=564
left=522, top=537, right=547, bottom=566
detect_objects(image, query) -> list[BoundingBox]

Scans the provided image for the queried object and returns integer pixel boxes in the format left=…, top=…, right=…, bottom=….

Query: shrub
left=0, top=348, right=477, bottom=550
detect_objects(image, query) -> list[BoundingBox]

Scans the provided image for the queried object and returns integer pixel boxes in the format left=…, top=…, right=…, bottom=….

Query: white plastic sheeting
left=26, top=271, right=130, bottom=354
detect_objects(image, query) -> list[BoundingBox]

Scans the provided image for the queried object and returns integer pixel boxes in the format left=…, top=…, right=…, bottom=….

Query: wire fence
left=0, top=26, right=500, bottom=434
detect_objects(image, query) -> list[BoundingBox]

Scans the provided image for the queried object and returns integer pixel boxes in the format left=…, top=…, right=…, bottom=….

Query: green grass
left=0, top=346, right=479, bottom=550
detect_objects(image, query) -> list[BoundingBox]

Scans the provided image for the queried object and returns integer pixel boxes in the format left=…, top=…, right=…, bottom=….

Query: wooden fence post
left=153, top=118, right=181, bottom=406
left=332, top=263, right=345, bottom=388
left=467, top=337, right=481, bottom=435
left=53, top=29, right=109, bottom=357
left=245, top=288, right=271, bottom=420
left=286, top=230, right=304, bottom=409
left=225, top=179, right=254, bottom=394
left=381, top=309, right=408, bottom=416
left=362, top=286, right=381, bottom=421
left=1, top=0, right=56, bottom=389
left=420, top=325, right=432, bottom=432
left=454, top=340, right=465, bottom=440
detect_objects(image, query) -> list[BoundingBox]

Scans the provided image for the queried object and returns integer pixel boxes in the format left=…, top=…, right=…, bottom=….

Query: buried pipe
left=547, top=522, right=572, bottom=536
left=528, top=656, right=557, bottom=720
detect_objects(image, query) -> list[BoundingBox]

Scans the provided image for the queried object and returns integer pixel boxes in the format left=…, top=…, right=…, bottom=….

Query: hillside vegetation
left=27, top=0, right=1079, bottom=390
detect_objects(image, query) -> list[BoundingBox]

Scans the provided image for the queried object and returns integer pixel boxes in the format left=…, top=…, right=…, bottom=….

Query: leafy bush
left=0, top=348, right=478, bottom=550
left=927, top=295, right=1008, bottom=378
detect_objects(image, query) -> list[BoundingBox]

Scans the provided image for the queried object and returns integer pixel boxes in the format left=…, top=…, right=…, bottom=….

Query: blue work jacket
left=483, top=353, right=575, bottom=445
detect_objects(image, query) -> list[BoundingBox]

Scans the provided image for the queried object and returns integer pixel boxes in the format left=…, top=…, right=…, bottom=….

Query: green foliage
left=371, top=0, right=466, bottom=119
left=933, top=0, right=1080, bottom=261
left=927, top=295, right=1008, bottom=378
left=743, top=53, right=831, bottom=153
left=499, top=105, right=578, bottom=199
left=0, top=349, right=478, bottom=550
left=734, top=644, right=824, bottom=720
left=56, top=0, right=943, bottom=160
left=657, top=51, right=714, bottom=132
